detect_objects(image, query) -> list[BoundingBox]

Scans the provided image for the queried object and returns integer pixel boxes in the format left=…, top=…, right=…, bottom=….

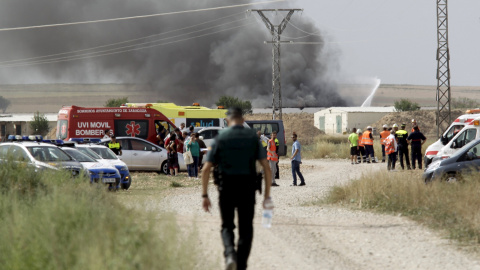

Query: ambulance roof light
left=192, top=103, right=200, bottom=106
left=466, top=109, right=480, bottom=114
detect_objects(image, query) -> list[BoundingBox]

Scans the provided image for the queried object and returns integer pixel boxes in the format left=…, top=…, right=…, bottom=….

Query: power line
left=0, top=12, right=245, bottom=65
left=0, top=22, right=254, bottom=68
left=0, top=17, right=249, bottom=67
left=0, top=0, right=284, bottom=32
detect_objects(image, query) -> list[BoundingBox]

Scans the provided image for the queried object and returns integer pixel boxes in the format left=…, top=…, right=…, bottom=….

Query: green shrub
left=105, top=97, right=129, bottom=107
left=29, top=111, right=50, bottom=136
left=394, top=99, right=420, bottom=112
left=215, top=96, right=252, bottom=115
left=0, top=162, right=199, bottom=269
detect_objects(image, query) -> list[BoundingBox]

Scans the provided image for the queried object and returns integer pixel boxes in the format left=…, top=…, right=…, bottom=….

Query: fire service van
left=425, top=110, right=480, bottom=167
left=126, top=103, right=228, bottom=128
left=56, top=106, right=176, bottom=144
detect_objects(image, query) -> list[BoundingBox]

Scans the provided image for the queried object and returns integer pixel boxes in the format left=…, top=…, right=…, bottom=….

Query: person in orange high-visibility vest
left=357, top=129, right=366, bottom=163
left=380, top=124, right=390, bottom=163
left=385, top=130, right=398, bottom=171
left=267, top=131, right=279, bottom=187
left=362, top=126, right=376, bottom=163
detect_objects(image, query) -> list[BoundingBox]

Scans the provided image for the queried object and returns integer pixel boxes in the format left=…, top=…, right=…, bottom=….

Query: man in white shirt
left=103, top=129, right=112, bottom=140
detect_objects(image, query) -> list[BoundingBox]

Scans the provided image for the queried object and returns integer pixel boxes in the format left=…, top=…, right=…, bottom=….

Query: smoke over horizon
left=0, top=0, right=347, bottom=107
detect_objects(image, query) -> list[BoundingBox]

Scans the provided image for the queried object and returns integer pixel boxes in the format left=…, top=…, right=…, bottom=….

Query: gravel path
left=147, top=159, right=480, bottom=269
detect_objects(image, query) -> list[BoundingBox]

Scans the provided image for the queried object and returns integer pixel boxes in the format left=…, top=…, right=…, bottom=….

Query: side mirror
left=467, top=152, right=476, bottom=161
left=441, top=136, right=448, bottom=145
left=151, top=147, right=157, bottom=152
left=452, top=141, right=458, bottom=149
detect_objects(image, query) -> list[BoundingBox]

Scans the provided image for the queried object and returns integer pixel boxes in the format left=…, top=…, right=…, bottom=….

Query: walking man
left=201, top=107, right=272, bottom=270
left=274, top=136, right=280, bottom=180
left=380, top=125, right=390, bottom=163
left=348, top=128, right=359, bottom=165
left=267, top=131, right=279, bottom=186
left=396, top=124, right=411, bottom=170
left=407, top=126, right=427, bottom=169
left=385, top=130, right=398, bottom=171
left=291, top=132, right=305, bottom=186
left=362, top=126, right=376, bottom=163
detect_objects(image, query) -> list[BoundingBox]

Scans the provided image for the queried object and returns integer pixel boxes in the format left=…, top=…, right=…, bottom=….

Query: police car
left=72, top=140, right=131, bottom=190
left=0, top=135, right=83, bottom=176
left=61, top=147, right=122, bottom=189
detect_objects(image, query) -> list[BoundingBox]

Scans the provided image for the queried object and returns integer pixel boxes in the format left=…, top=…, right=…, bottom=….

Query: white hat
left=357, top=129, right=362, bottom=134
left=367, top=126, right=373, bottom=130
left=392, top=123, right=398, bottom=128
left=383, top=124, right=388, bottom=128
left=411, top=119, right=416, bottom=122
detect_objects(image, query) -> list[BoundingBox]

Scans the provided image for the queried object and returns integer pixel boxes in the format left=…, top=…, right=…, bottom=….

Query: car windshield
left=77, top=147, right=102, bottom=160
left=63, top=149, right=96, bottom=163
left=89, top=147, right=118, bottom=160
left=27, top=146, right=73, bottom=162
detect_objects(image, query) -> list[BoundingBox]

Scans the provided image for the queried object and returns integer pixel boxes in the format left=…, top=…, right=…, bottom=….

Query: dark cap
left=111, top=135, right=116, bottom=139
left=226, top=107, right=243, bottom=118
left=401, top=123, right=406, bottom=127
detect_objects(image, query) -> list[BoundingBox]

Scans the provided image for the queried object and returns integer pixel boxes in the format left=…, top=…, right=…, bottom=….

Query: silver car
left=100, top=137, right=187, bottom=174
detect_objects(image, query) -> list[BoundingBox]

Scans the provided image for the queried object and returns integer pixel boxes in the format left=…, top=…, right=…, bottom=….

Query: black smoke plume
left=0, top=0, right=347, bottom=107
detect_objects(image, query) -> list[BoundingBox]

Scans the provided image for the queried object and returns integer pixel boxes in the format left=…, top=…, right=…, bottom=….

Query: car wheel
left=444, top=173, right=459, bottom=183
left=161, top=161, right=169, bottom=175
left=121, top=182, right=131, bottom=190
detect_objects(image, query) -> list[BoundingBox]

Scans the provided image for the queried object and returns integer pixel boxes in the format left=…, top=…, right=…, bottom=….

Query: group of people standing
left=349, top=119, right=427, bottom=171
left=162, top=124, right=207, bottom=179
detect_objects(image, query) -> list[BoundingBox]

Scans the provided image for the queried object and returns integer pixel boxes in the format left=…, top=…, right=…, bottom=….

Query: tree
left=30, top=111, right=50, bottom=136
left=394, top=99, right=420, bottom=112
left=0, top=96, right=11, bottom=113
left=215, top=96, right=253, bottom=115
left=104, top=97, right=129, bottom=107
left=451, top=97, right=479, bottom=109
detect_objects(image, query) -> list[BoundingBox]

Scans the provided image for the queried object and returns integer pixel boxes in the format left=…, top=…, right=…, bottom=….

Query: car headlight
left=120, top=166, right=129, bottom=171
left=426, top=161, right=441, bottom=172
left=88, top=170, right=95, bottom=175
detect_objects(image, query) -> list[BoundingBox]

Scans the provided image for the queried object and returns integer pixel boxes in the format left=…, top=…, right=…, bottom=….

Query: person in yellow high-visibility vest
left=267, top=131, right=279, bottom=187
left=108, top=136, right=122, bottom=156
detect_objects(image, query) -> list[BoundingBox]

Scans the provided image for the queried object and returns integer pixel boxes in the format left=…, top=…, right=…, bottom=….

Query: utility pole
left=248, top=9, right=302, bottom=120
left=436, top=0, right=451, bottom=137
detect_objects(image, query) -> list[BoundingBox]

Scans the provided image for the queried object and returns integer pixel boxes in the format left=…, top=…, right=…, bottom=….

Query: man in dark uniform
left=201, top=107, right=272, bottom=270
left=274, top=137, right=280, bottom=180
left=396, top=124, right=411, bottom=170
left=407, top=126, right=427, bottom=169
left=108, top=136, right=122, bottom=156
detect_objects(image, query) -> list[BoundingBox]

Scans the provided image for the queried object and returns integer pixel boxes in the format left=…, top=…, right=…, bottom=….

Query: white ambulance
left=424, top=111, right=480, bottom=166
left=433, top=116, right=480, bottom=163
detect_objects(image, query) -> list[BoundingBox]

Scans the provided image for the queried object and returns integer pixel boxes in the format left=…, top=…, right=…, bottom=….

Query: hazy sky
left=295, top=0, right=480, bottom=86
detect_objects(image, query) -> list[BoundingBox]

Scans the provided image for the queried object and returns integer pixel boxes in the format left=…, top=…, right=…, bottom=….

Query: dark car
left=423, top=139, right=480, bottom=182
left=246, top=120, right=287, bottom=156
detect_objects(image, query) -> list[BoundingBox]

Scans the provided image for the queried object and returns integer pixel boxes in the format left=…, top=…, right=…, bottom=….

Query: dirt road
left=149, top=160, right=480, bottom=269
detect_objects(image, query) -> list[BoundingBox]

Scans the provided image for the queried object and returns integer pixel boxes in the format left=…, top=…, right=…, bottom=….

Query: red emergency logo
left=126, top=121, right=141, bottom=137
left=61, top=124, right=67, bottom=135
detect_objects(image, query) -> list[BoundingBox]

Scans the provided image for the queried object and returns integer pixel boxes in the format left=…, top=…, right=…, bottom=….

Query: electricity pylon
left=436, top=0, right=451, bottom=137
left=248, top=9, right=302, bottom=120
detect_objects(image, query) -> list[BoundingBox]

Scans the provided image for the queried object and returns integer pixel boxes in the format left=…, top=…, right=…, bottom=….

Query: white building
left=0, top=113, right=57, bottom=140
left=314, top=107, right=395, bottom=135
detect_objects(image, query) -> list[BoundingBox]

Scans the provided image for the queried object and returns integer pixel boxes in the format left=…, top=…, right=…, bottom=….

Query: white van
left=424, top=113, right=480, bottom=166
left=432, top=117, right=480, bottom=163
